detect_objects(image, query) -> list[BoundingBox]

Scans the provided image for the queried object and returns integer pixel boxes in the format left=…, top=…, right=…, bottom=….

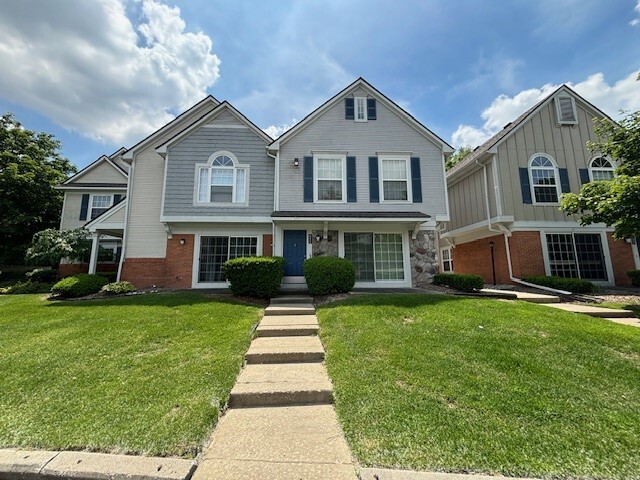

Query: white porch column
left=88, top=233, right=100, bottom=274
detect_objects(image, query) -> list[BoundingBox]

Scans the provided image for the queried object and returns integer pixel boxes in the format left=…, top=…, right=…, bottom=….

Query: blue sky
left=0, top=0, right=639, bottom=169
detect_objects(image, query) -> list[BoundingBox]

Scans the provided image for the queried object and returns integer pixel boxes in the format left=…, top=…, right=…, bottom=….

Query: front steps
left=244, top=336, right=325, bottom=364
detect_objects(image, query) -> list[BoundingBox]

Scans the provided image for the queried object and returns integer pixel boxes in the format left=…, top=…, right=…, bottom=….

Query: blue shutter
left=303, top=156, right=313, bottom=202
left=579, top=168, right=590, bottom=185
left=346, top=156, right=357, bottom=203
left=410, top=157, right=422, bottom=203
left=369, top=157, right=379, bottom=203
left=559, top=168, right=571, bottom=193
left=79, top=194, right=90, bottom=220
left=519, top=168, right=532, bottom=204
left=114, top=194, right=122, bottom=204
left=345, top=98, right=354, bottom=120
left=367, top=99, right=376, bottom=120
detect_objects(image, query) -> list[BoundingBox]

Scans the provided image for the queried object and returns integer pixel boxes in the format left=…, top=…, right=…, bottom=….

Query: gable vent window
left=590, top=156, right=614, bottom=181
left=355, top=97, right=367, bottom=121
left=555, top=95, right=578, bottom=124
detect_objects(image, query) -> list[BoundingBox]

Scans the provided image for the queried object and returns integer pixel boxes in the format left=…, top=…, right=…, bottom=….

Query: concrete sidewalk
left=192, top=296, right=358, bottom=480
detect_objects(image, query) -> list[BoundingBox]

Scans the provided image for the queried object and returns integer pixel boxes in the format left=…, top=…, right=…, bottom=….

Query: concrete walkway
left=193, top=295, right=358, bottom=480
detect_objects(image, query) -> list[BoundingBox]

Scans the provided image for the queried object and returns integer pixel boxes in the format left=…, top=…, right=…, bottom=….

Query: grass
left=0, top=292, right=262, bottom=457
left=318, top=294, right=640, bottom=480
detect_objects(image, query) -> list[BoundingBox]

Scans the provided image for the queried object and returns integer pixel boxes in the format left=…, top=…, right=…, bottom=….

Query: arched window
left=589, top=156, right=614, bottom=181
left=529, top=154, right=560, bottom=204
left=197, top=152, right=247, bottom=204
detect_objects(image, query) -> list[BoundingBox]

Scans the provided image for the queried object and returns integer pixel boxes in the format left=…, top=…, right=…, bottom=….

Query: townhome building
left=58, top=78, right=452, bottom=289
left=441, top=85, right=639, bottom=286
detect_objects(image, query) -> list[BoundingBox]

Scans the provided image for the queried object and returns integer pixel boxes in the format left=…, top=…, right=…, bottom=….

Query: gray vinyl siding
left=448, top=168, right=487, bottom=231
left=496, top=98, right=602, bottom=222
left=208, top=109, right=245, bottom=126
left=278, top=87, right=447, bottom=216
left=163, top=127, right=273, bottom=217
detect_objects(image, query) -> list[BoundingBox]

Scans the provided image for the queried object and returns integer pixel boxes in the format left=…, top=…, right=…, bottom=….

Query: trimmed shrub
left=433, top=273, right=484, bottom=292
left=628, top=270, right=640, bottom=287
left=101, top=281, right=136, bottom=295
left=26, top=268, right=58, bottom=283
left=0, top=281, right=54, bottom=294
left=97, top=271, right=118, bottom=283
left=303, top=256, right=356, bottom=296
left=223, top=256, right=285, bottom=298
left=524, top=275, right=596, bottom=294
left=51, top=274, right=109, bottom=298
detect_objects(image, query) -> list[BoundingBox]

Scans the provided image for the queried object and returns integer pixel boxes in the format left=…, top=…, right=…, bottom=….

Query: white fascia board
left=272, top=216, right=431, bottom=223
left=160, top=215, right=273, bottom=223
left=55, top=185, right=128, bottom=191
left=511, top=221, right=612, bottom=231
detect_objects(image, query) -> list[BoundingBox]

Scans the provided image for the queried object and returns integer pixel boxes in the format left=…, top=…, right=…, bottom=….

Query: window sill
left=193, top=202, right=249, bottom=207
left=532, top=202, right=561, bottom=207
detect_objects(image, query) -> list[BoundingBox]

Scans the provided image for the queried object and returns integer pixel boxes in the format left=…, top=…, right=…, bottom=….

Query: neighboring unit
left=442, top=85, right=639, bottom=286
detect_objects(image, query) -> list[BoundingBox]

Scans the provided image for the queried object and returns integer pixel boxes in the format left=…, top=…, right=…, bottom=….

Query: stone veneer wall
left=409, top=230, right=438, bottom=287
left=311, top=230, right=338, bottom=257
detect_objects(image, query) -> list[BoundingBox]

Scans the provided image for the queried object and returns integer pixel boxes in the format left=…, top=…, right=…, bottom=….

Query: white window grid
left=343, top=232, right=405, bottom=282
left=197, top=154, right=247, bottom=204
left=355, top=97, right=367, bottom=122
left=198, top=236, right=257, bottom=283
left=589, top=157, right=614, bottom=181
left=441, top=247, right=453, bottom=273
left=90, top=194, right=113, bottom=219
left=529, top=155, right=560, bottom=204
left=315, top=156, right=345, bottom=202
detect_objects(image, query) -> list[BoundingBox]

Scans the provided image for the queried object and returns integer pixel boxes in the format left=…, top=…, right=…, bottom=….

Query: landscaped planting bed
left=318, top=294, right=640, bottom=480
left=0, top=292, right=261, bottom=457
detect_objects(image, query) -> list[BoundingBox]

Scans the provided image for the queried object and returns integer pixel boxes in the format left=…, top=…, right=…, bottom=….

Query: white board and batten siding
left=496, top=99, right=602, bottom=222
left=125, top=103, right=219, bottom=259
left=278, top=86, right=448, bottom=218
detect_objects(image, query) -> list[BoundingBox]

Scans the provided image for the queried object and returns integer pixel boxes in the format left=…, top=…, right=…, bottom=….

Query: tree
left=446, top=146, right=473, bottom=170
left=0, top=113, right=76, bottom=264
left=25, top=228, right=91, bottom=267
left=560, top=110, right=640, bottom=239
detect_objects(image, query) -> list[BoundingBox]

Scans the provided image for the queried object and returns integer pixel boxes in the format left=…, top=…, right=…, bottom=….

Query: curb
left=0, top=449, right=196, bottom=480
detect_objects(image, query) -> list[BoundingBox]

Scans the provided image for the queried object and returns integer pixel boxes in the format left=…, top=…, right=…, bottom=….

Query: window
left=380, top=156, right=410, bottom=201
left=90, top=195, right=112, bottom=219
left=590, top=157, right=614, bottom=181
left=545, top=233, right=607, bottom=281
left=441, top=248, right=453, bottom=273
left=315, top=156, right=345, bottom=201
left=555, top=95, right=578, bottom=124
left=529, top=155, right=560, bottom=204
left=197, top=152, right=247, bottom=204
left=198, top=236, right=257, bottom=283
left=344, top=232, right=405, bottom=282
left=355, top=97, right=367, bottom=122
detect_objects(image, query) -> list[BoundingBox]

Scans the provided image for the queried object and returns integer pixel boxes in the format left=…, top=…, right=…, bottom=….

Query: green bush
left=303, top=256, right=356, bottom=296
left=0, top=281, right=54, bottom=294
left=51, top=274, right=109, bottom=298
left=433, top=273, right=484, bottom=292
left=628, top=270, right=640, bottom=287
left=524, top=275, right=596, bottom=294
left=101, top=281, right=136, bottom=295
left=26, top=268, right=58, bottom=283
left=98, top=271, right=118, bottom=283
left=223, top=256, right=285, bottom=298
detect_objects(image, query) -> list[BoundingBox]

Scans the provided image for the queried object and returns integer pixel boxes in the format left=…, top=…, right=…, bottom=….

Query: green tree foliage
left=0, top=113, right=76, bottom=264
left=561, top=110, right=640, bottom=239
left=446, top=146, right=473, bottom=170
left=25, top=228, right=91, bottom=267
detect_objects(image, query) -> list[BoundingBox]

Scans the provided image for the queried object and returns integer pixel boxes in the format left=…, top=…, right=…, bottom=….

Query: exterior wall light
left=293, top=158, right=299, bottom=167
left=180, top=238, right=186, bottom=245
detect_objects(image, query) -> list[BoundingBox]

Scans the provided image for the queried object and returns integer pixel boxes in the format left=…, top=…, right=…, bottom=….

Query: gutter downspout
left=266, top=149, right=278, bottom=255
left=478, top=158, right=570, bottom=295
left=116, top=159, right=134, bottom=281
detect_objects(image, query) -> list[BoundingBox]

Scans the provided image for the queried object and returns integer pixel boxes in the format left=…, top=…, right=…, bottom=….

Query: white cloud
left=263, top=120, right=297, bottom=139
left=631, top=0, right=640, bottom=26
left=451, top=71, right=640, bottom=149
left=0, top=0, right=220, bottom=145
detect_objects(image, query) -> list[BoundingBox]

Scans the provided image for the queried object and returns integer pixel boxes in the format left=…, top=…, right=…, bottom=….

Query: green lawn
left=318, top=294, right=640, bottom=480
left=0, top=292, right=262, bottom=457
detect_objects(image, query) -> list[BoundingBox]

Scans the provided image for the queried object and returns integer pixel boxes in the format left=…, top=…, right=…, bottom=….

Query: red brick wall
left=121, top=234, right=194, bottom=288
left=451, top=234, right=510, bottom=284
left=263, top=234, right=273, bottom=256
left=607, top=233, right=635, bottom=286
left=508, top=231, right=546, bottom=279
left=58, top=263, right=88, bottom=278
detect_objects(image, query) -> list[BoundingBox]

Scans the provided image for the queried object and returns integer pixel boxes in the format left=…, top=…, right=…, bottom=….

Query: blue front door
left=283, top=230, right=307, bottom=276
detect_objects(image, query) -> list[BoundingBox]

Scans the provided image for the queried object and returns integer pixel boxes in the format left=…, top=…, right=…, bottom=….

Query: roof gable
left=268, top=77, right=453, bottom=153
left=62, top=154, right=128, bottom=186
left=447, top=84, right=615, bottom=178
left=122, top=95, right=220, bottom=160
left=155, top=101, right=273, bottom=153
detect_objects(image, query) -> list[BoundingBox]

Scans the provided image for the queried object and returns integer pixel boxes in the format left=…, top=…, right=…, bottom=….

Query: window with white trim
left=90, top=195, right=113, bottom=219
left=315, top=155, right=345, bottom=201
left=344, top=232, right=405, bottom=282
left=380, top=156, right=410, bottom=201
left=545, top=233, right=607, bottom=281
left=555, top=95, right=578, bottom=124
left=355, top=97, right=367, bottom=122
left=197, top=153, right=247, bottom=204
left=589, top=156, right=614, bottom=181
left=529, top=155, right=560, bottom=204
left=198, top=236, right=257, bottom=283
left=441, top=247, right=453, bottom=273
